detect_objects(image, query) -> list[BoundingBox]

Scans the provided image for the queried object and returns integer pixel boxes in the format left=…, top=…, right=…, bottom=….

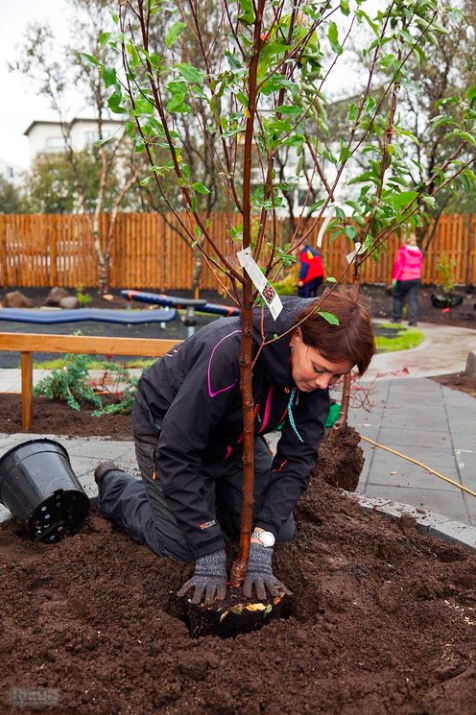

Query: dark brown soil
left=314, top=425, right=364, bottom=492
left=0, top=394, right=133, bottom=440
left=432, top=372, right=476, bottom=398
left=2, top=474, right=476, bottom=714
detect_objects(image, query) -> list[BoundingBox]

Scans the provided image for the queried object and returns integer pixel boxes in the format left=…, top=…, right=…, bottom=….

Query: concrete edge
left=353, top=493, right=476, bottom=553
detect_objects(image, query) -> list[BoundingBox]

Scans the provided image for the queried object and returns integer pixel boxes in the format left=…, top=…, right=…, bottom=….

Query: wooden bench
left=0, top=332, right=180, bottom=431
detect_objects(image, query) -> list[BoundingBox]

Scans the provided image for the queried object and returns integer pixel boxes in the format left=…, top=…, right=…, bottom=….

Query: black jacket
left=132, top=297, right=330, bottom=558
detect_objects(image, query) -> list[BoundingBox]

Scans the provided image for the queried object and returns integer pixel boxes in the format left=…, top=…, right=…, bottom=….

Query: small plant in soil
left=75, top=284, right=93, bottom=307
left=436, top=254, right=458, bottom=297
left=34, top=353, right=102, bottom=412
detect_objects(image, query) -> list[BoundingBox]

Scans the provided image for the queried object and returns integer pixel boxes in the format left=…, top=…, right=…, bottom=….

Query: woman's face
left=290, top=329, right=353, bottom=392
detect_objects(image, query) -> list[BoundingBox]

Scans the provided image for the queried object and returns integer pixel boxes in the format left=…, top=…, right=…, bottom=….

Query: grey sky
left=0, top=0, right=71, bottom=168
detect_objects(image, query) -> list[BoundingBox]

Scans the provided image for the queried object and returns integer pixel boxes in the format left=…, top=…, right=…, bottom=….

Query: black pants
left=392, top=279, right=421, bottom=324
left=97, top=436, right=296, bottom=562
left=298, top=276, right=323, bottom=298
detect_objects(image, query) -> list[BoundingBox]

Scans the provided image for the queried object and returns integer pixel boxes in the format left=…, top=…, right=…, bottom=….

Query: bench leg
left=21, top=352, right=33, bottom=431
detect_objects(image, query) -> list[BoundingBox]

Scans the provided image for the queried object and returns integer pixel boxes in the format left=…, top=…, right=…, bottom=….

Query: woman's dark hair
left=295, top=286, right=375, bottom=375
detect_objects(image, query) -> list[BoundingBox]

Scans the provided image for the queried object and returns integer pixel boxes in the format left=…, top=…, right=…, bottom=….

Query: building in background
left=23, top=118, right=123, bottom=164
left=0, top=158, right=25, bottom=187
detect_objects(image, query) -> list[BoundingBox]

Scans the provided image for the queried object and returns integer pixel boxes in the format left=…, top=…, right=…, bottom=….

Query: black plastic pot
left=0, top=439, right=90, bottom=543
left=431, top=292, right=463, bottom=309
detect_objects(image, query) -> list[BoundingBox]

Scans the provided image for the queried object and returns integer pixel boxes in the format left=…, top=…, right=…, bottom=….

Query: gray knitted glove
left=177, top=549, right=227, bottom=605
left=243, top=543, right=292, bottom=600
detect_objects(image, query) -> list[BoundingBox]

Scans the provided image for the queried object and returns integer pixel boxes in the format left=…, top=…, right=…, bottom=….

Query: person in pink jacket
left=391, top=233, right=423, bottom=325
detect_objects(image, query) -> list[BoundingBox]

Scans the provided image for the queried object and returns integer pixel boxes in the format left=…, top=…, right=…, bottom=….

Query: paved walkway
left=0, top=321, right=475, bottom=530
left=364, top=321, right=476, bottom=380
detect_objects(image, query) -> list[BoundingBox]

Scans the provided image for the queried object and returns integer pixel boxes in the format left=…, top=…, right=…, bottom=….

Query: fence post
left=21, top=352, right=33, bottom=431
left=0, top=216, right=7, bottom=288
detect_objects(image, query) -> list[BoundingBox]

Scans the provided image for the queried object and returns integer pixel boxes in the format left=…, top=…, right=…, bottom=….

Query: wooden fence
left=1, top=213, right=475, bottom=289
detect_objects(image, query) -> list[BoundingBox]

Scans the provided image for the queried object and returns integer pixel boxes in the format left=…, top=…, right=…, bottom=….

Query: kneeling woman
left=95, top=288, right=375, bottom=603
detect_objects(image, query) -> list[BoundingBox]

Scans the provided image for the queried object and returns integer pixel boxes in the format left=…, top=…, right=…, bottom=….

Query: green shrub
left=34, top=353, right=102, bottom=411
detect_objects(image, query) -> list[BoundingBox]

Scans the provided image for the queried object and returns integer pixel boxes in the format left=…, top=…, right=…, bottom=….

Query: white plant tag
left=237, top=247, right=283, bottom=320
left=346, top=241, right=366, bottom=265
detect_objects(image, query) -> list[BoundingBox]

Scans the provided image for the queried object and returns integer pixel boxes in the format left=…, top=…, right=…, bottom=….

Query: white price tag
left=237, top=247, right=283, bottom=320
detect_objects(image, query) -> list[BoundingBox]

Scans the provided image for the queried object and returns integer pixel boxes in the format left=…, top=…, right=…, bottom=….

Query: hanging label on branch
left=237, top=247, right=283, bottom=320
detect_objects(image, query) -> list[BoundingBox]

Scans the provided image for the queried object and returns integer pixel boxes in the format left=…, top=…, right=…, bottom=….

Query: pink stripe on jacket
left=392, top=245, right=423, bottom=281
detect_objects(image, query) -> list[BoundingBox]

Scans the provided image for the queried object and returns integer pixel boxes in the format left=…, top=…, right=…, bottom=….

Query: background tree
left=0, top=176, right=28, bottom=214
left=12, top=0, right=145, bottom=292
left=104, top=0, right=475, bottom=591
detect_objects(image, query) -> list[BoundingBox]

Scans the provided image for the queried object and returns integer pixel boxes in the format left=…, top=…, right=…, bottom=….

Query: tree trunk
left=230, top=274, right=255, bottom=587
left=191, top=243, right=203, bottom=299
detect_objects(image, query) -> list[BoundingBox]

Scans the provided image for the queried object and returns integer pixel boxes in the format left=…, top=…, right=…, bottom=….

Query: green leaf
left=101, top=67, right=117, bottom=88
left=456, top=131, right=476, bottom=147
left=275, top=105, right=302, bottom=116
left=237, top=0, right=255, bottom=25
left=107, top=86, right=127, bottom=114
left=466, top=86, right=476, bottom=102
left=176, top=63, right=204, bottom=85
left=328, top=22, right=342, bottom=54
left=328, top=21, right=339, bottom=46
left=340, top=0, right=350, bottom=15
left=167, top=95, right=190, bottom=113
left=348, top=103, right=358, bottom=122
left=191, top=182, right=210, bottom=195
left=260, top=43, right=290, bottom=63
left=339, top=146, right=351, bottom=162
left=388, top=190, right=418, bottom=208
left=99, top=32, right=112, bottom=47
left=317, top=310, right=339, bottom=326
left=166, top=21, right=186, bottom=47
left=135, top=96, right=154, bottom=114
left=80, top=52, right=100, bottom=67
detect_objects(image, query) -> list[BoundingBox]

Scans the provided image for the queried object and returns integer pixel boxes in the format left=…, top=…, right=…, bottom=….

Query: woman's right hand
left=177, top=549, right=228, bottom=605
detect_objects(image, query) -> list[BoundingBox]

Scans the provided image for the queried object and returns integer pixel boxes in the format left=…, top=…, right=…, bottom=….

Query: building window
left=85, top=130, right=99, bottom=148
left=6, top=166, right=13, bottom=179
left=46, top=136, right=67, bottom=153
left=85, top=129, right=112, bottom=148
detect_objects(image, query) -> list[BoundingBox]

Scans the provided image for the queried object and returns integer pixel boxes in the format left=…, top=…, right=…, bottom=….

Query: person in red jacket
left=297, top=244, right=325, bottom=297
left=392, top=233, right=423, bottom=325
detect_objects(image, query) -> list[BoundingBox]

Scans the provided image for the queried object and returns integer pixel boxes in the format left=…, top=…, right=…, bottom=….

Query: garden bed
left=2, top=473, right=476, bottom=714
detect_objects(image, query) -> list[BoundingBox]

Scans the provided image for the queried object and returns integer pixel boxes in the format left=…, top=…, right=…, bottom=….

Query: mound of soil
left=2, top=474, right=476, bottom=714
left=314, top=425, right=364, bottom=492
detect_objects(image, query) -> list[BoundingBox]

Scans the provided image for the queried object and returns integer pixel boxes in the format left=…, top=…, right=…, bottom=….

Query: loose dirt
left=432, top=372, right=476, bottom=398
left=2, top=474, right=476, bottom=714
